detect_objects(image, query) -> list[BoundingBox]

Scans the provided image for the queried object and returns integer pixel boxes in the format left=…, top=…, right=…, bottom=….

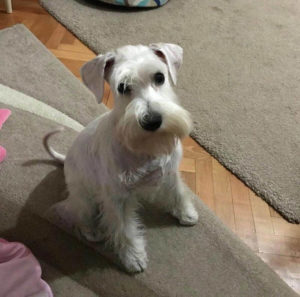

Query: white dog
left=44, top=43, right=199, bottom=273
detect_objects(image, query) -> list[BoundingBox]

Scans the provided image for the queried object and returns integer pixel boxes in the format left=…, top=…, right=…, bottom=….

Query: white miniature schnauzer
left=44, top=43, right=199, bottom=273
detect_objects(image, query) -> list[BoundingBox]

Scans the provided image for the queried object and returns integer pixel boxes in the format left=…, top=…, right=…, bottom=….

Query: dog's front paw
left=178, top=209, right=199, bottom=226
left=75, top=224, right=104, bottom=243
left=172, top=204, right=199, bottom=226
left=119, top=246, right=148, bottom=273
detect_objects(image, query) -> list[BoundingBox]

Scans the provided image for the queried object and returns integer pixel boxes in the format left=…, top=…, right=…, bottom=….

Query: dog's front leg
left=163, top=172, right=199, bottom=226
left=98, top=196, right=147, bottom=273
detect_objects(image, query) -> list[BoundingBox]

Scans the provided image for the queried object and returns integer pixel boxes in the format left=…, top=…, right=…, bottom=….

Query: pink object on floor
left=0, top=109, right=11, bottom=129
left=0, top=146, right=6, bottom=163
left=0, top=239, right=53, bottom=297
left=0, top=109, right=11, bottom=163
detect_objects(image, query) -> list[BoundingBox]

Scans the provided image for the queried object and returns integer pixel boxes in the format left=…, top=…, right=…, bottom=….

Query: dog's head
left=81, top=43, right=192, bottom=156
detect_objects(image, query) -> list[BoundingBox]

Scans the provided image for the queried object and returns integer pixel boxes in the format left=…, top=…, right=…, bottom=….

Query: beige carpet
left=39, top=0, right=300, bottom=223
left=0, top=24, right=298, bottom=296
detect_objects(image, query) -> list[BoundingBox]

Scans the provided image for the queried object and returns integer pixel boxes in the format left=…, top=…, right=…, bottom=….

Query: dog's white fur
left=44, top=43, right=199, bottom=273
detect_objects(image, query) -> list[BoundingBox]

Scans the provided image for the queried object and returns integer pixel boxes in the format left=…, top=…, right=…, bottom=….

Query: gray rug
left=39, top=0, right=300, bottom=223
left=0, top=24, right=298, bottom=297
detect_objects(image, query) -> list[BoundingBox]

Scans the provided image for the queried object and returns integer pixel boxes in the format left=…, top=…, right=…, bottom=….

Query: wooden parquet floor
left=1, top=0, right=299, bottom=293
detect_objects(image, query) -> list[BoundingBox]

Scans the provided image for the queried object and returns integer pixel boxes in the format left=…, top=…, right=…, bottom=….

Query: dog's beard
left=120, top=130, right=177, bottom=156
left=116, top=100, right=192, bottom=156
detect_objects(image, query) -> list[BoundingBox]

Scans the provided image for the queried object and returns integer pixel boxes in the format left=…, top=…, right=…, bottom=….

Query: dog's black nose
left=139, top=112, right=162, bottom=131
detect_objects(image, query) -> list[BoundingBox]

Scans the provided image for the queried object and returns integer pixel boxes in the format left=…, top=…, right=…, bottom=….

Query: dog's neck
left=111, top=136, right=174, bottom=189
left=111, top=136, right=168, bottom=170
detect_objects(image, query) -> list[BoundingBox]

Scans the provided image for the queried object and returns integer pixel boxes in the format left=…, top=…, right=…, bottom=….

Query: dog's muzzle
left=139, top=111, right=162, bottom=131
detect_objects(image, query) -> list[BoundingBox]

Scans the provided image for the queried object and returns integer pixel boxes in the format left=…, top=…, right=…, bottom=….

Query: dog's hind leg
left=64, top=183, right=102, bottom=242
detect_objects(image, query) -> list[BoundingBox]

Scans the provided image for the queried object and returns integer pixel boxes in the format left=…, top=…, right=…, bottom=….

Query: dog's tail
left=43, top=128, right=66, bottom=164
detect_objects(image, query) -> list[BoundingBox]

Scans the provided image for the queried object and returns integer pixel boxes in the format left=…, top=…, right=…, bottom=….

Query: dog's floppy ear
left=150, top=43, right=183, bottom=85
left=80, top=53, right=115, bottom=103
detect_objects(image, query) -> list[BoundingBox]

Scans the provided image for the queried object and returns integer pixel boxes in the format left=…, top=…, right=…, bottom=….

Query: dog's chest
left=112, top=142, right=174, bottom=190
left=119, top=157, right=171, bottom=190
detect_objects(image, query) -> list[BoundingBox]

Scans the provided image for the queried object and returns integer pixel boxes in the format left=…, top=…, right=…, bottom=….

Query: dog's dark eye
left=154, top=72, right=165, bottom=85
left=118, top=83, right=131, bottom=95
